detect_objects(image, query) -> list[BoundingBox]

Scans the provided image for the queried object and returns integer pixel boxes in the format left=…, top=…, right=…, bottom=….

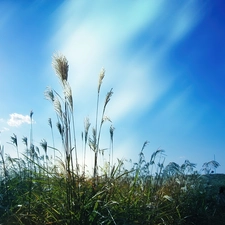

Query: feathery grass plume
left=10, top=133, right=18, bottom=147
left=52, top=53, right=69, bottom=83
left=102, top=88, right=113, bottom=116
left=48, top=118, right=56, bottom=162
left=141, top=141, right=149, bottom=153
left=83, top=117, right=91, bottom=175
left=22, top=136, right=28, bottom=161
left=30, top=110, right=33, bottom=119
left=40, top=139, right=48, bottom=155
left=10, top=133, right=21, bottom=175
left=148, top=148, right=166, bottom=178
left=63, top=80, right=73, bottom=111
left=98, top=68, right=105, bottom=94
left=36, top=146, right=40, bottom=155
left=109, top=125, right=115, bottom=173
left=163, top=162, right=181, bottom=177
left=202, top=160, right=220, bottom=174
left=54, top=97, right=63, bottom=119
left=84, top=117, right=91, bottom=144
left=89, top=128, right=97, bottom=151
left=150, top=148, right=165, bottom=165
left=48, top=118, right=52, bottom=129
left=22, top=136, right=28, bottom=147
left=180, top=160, right=196, bottom=175
left=40, top=139, right=50, bottom=186
left=109, top=125, right=114, bottom=144
left=56, top=122, right=64, bottom=137
left=45, top=86, right=55, bottom=102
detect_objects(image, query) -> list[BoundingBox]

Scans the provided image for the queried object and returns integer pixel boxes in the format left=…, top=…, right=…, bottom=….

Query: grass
left=0, top=54, right=224, bottom=224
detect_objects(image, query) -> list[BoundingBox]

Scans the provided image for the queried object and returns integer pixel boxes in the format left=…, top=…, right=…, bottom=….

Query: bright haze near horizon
left=0, top=1, right=225, bottom=173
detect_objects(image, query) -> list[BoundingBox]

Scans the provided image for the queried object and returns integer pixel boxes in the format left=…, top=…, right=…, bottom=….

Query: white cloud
left=7, top=113, right=32, bottom=127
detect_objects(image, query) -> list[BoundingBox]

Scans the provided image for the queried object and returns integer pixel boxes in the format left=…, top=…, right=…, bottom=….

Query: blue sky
left=0, top=0, right=225, bottom=173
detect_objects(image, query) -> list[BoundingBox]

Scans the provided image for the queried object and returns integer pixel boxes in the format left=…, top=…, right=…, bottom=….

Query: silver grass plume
left=102, top=88, right=113, bottom=115
left=52, top=54, right=69, bottom=83
left=35, top=146, right=40, bottom=155
left=110, top=125, right=114, bottom=143
left=45, top=87, right=55, bottom=102
left=203, top=160, right=220, bottom=168
left=63, top=80, right=73, bottom=111
left=40, top=139, right=48, bottom=155
left=48, top=118, right=52, bottom=129
left=84, top=117, right=91, bottom=144
left=56, top=122, right=64, bottom=136
left=54, top=97, right=63, bottom=119
left=163, top=162, right=181, bottom=176
left=98, top=68, right=105, bottom=93
left=22, top=137, right=28, bottom=147
left=11, top=133, right=18, bottom=147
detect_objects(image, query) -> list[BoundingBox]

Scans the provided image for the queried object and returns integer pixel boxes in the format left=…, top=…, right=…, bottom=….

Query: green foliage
left=0, top=54, right=223, bottom=224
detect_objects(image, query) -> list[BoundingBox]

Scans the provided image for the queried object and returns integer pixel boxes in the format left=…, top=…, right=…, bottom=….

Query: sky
left=0, top=0, right=225, bottom=174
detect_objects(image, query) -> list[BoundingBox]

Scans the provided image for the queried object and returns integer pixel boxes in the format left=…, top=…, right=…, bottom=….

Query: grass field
left=0, top=55, right=224, bottom=225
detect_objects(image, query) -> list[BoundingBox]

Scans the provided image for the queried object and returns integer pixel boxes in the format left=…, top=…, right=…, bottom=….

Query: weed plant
left=0, top=54, right=224, bottom=224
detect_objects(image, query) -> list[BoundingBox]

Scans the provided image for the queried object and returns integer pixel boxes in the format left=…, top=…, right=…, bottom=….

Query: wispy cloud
left=7, top=113, right=32, bottom=127
left=0, top=127, right=9, bottom=133
left=50, top=1, right=205, bottom=164
left=52, top=1, right=203, bottom=123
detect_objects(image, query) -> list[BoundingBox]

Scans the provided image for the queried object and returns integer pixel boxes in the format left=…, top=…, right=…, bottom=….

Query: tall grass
left=0, top=54, right=224, bottom=224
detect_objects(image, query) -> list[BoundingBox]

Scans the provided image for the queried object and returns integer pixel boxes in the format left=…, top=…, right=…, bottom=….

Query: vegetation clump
left=0, top=55, right=224, bottom=224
